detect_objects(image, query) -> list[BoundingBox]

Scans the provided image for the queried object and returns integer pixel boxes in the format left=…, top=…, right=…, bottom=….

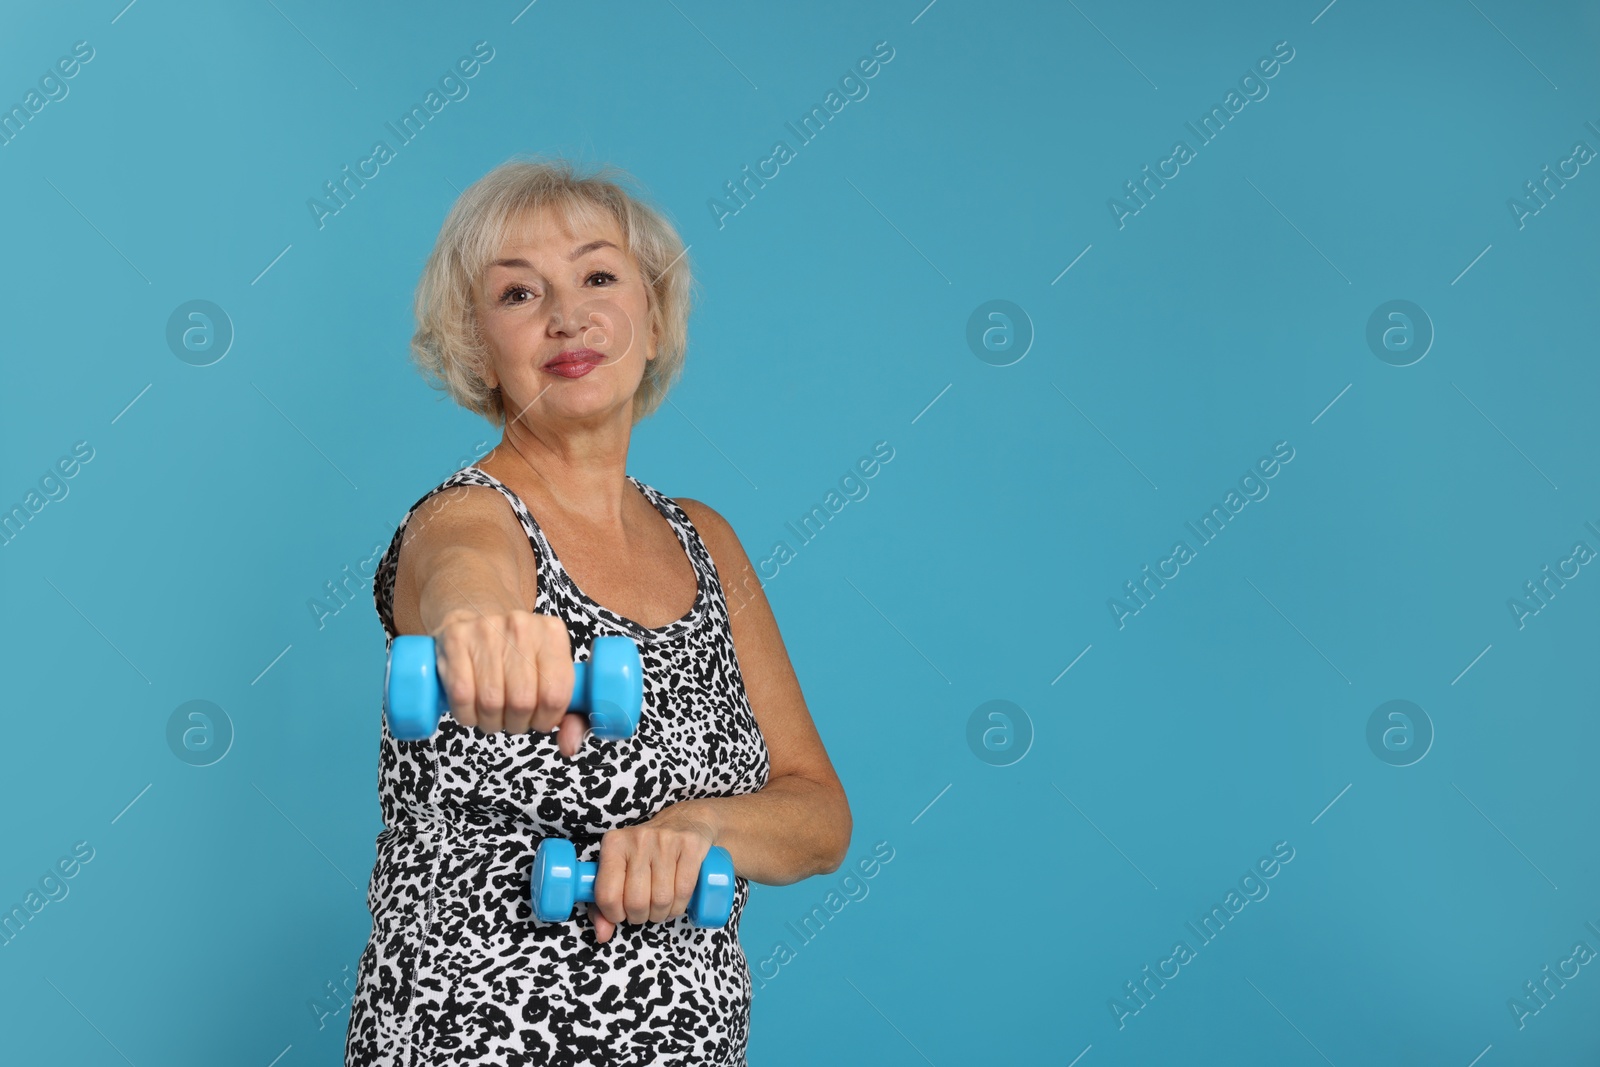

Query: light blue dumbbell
left=530, top=837, right=736, bottom=929
left=384, top=634, right=643, bottom=742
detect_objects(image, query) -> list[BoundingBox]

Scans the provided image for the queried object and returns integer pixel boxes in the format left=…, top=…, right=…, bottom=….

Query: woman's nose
left=547, top=292, right=583, bottom=333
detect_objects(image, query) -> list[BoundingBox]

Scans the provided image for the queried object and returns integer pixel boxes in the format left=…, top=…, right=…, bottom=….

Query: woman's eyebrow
left=567, top=239, right=619, bottom=260
left=488, top=240, right=620, bottom=270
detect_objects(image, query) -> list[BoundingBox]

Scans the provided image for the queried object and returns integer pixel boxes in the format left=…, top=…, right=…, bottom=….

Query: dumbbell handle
left=568, top=861, right=599, bottom=905
left=385, top=633, right=642, bottom=742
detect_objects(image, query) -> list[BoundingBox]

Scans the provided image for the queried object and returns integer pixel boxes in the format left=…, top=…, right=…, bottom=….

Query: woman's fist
left=588, top=803, right=721, bottom=944
left=432, top=609, right=588, bottom=757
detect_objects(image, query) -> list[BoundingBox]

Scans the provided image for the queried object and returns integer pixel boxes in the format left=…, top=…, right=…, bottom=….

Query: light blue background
left=1, top=0, right=1597, bottom=1064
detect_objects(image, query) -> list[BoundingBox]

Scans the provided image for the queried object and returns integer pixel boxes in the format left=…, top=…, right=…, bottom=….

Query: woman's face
left=475, top=206, right=656, bottom=429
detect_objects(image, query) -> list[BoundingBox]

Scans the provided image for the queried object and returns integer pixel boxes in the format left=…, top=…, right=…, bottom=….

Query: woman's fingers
left=471, top=629, right=506, bottom=734
left=435, top=628, right=479, bottom=730
left=556, top=713, right=588, bottom=759
left=619, top=845, right=659, bottom=925
left=587, top=902, right=617, bottom=944
left=499, top=612, right=541, bottom=734
left=429, top=610, right=582, bottom=756
left=591, top=822, right=714, bottom=936
left=644, top=850, right=678, bottom=925
left=594, top=832, right=659, bottom=926
left=669, top=846, right=699, bottom=923
left=529, top=614, right=575, bottom=735
left=591, top=839, right=628, bottom=927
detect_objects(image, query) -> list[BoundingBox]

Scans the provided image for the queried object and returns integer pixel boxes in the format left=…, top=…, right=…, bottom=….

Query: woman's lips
left=544, top=352, right=604, bottom=379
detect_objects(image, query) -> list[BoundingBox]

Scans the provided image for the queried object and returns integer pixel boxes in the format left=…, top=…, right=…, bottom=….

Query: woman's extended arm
left=392, top=484, right=588, bottom=755
left=671, top=499, right=853, bottom=886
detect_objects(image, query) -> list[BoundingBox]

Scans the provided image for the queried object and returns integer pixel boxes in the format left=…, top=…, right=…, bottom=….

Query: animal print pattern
left=345, top=466, right=772, bottom=1066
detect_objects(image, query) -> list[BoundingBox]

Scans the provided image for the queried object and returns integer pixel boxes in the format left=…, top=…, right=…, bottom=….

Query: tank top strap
left=625, top=475, right=726, bottom=600
left=371, top=466, right=552, bottom=640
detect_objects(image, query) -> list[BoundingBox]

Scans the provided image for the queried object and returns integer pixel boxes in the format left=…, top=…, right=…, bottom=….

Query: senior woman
left=344, top=157, right=851, bottom=1066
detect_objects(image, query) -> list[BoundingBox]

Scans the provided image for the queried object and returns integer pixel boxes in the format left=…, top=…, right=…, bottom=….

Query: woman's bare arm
left=392, top=485, right=538, bottom=636
left=672, top=498, right=853, bottom=885
left=391, top=485, right=584, bottom=751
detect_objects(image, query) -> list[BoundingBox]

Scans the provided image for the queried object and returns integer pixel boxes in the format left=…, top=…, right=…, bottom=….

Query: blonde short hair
left=410, top=155, right=693, bottom=426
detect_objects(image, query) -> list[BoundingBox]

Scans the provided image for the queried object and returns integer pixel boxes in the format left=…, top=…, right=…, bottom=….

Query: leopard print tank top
left=345, top=465, right=771, bottom=1066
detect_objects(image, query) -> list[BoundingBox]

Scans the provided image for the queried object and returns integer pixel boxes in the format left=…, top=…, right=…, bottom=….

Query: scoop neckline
left=464, top=465, right=706, bottom=641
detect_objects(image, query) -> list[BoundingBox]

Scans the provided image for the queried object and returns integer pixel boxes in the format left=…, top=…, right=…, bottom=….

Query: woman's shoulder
left=667, top=494, right=733, bottom=540
left=375, top=466, right=528, bottom=579
left=662, top=495, right=763, bottom=608
left=372, top=465, right=537, bottom=636
left=394, top=465, right=530, bottom=547
left=384, top=464, right=491, bottom=521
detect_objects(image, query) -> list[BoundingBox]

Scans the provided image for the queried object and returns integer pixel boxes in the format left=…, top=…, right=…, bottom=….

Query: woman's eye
left=499, top=271, right=616, bottom=304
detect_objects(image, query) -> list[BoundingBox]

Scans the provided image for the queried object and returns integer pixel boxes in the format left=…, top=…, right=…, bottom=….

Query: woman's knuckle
left=537, top=675, right=566, bottom=715
left=505, top=672, right=536, bottom=712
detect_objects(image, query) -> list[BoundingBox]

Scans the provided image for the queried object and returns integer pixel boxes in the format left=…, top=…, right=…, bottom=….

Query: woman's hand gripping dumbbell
left=384, top=614, right=643, bottom=749
left=530, top=837, right=736, bottom=931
